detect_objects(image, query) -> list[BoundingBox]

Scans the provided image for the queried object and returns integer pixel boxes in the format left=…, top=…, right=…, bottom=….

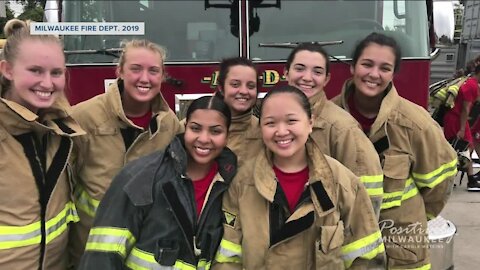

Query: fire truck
left=45, top=0, right=444, bottom=116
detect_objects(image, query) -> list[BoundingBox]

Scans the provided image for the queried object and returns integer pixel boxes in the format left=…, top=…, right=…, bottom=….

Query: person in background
left=333, top=32, right=457, bottom=269
left=463, top=60, right=480, bottom=184
left=79, top=95, right=237, bottom=269
left=180, top=57, right=263, bottom=167
left=284, top=43, right=384, bottom=219
left=214, top=85, right=384, bottom=269
left=443, top=65, right=480, bottom=191
left=214, top=57, right=263, bottom=167
left=0, top=19, right=84, bottom=269
left=69, top=39, right=182, bottom=267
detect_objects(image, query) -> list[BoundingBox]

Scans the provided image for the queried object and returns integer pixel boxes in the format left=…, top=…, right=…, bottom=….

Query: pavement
left=438, top=172, right=480, bottom=270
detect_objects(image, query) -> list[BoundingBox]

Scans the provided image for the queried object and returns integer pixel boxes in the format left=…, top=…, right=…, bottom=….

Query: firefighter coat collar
left=253, top=139, right=337, bottom=218
left=230, top=110, right=254, bottom=132
left=0, top=90, right=84, bottom=137
left=309, top=90, right=328, bottom=127
left=229, top=110, right=261, bottom=138
left=123, top=134, right=237, bottom=206
left=338, top=79, right=401, bottom=139
left=106, top=79, right=171, bottom=129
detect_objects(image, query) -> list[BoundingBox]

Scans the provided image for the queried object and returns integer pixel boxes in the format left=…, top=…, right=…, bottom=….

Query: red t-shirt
left=448, top=77, right=479, bottom=117
left=443, top=77, right=479, bottom=142
left=348, top=94, right=376, bottom=133
left=273, top=165, right=309, bottom=213
left=127, top=111, right=152, bottom=129
left=192, top=162, right=218, bottom=217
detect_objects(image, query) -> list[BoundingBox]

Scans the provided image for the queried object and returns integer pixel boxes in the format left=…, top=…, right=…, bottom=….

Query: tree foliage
left=0, top=4, right=16, bottom=38
left=18, top=6, right=43, bottom=22
left=15, top=0, right=45, bottom=22
left=15, top=0, right=46, bottom=9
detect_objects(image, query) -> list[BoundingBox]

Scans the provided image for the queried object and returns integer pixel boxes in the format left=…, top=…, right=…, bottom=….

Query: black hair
left=285, top=43, right=330, bottom=74
left=259, top=85, right=311, bottom=121
left=475, top=54, right=480, bottom=65
left=351, top=32, right=402, bottom=73
left=186, top=95, right=231, bottom=129
left=474, top=64, right=480, bottom=75
left=465, top=60, right=475, bottom=75
left=217, top=56, right=259, bottom=91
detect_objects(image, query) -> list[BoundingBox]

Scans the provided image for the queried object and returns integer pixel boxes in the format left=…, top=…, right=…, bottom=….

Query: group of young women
left=0, top=17, right=457, bottom=270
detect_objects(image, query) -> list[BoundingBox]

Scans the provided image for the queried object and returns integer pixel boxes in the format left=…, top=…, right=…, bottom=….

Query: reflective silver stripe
left=217, top=245, right=241, bottom=258
left=0, top=202, right=77, bottom=248
left=382, top=194, right=402, bottom=204
left=383, top=180, right=417, bottom=204
left=74, top=185, right=98, bottom=217
left=342, top=236, right=384, bottom=262
left=46, top=215, right=66, bottom=235
left=87, top=234, right=133, bottom=250
left=126, top=252, right=173, bottom=269
left=0, top=229, right=40, bottom=242
left=126, top=247, right=196, bottom=270
left=414, top=165, right=457, bottom=186
left=363, top=182, right=383, bottom=189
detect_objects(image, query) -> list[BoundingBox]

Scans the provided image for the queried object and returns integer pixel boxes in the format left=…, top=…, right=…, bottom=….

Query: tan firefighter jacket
left=180, top=110, right=263, bottom=168
left=225, top=111, right=263, bottom=168
left=309, top=91, right=383, bottom=218
left=213, top=140, right=385, bottom=270
left=0, top=92, right=84, bottom=270
left=333, top=80, right=457, bottom=269
left=69, top=80, right=182, bottom=266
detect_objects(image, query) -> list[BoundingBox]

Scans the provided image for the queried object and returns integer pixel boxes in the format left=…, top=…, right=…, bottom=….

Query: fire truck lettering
left=211, top=71, right=219, bottom=87
left=263, top=70, right=280, bottom=86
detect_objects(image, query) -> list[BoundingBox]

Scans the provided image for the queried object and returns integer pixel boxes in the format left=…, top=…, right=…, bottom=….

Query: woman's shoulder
left=71, top=94, right=109, bottom=126
left=322, top=154, right=360, bottom=189
left=118, top=149, right=172, bottom=205
left=393, top=97, right=436, bottom=130
left=317, top=100, right=362, bottom=130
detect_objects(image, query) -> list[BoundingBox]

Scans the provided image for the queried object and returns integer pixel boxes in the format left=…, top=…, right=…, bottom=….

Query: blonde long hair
left=0, top=19, right=64, bottom=94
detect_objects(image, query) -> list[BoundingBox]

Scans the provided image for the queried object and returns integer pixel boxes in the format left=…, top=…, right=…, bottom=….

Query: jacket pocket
left=155, top=239, right=180, bottom=266
left=315, top=221, right=345, bottom=270
left=383, top=154, right=411, bottom=194
left=384, top=241, right=420, bottom=265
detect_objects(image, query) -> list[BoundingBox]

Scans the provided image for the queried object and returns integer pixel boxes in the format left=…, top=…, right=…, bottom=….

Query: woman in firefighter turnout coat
left=0, top=19, right=84, bottom=269
left=180, top=57, right=263, bottom=168
left=69, top=39, right=182, bottom=267
left=214, top=86, right=384, bottom=270
left=284, top=43, right=384, bottom=219
left=79, top=95, right=237, bottom=269
left=215, top=57, right=263, bottom=168
left=332, top=32, right=457, bottom=269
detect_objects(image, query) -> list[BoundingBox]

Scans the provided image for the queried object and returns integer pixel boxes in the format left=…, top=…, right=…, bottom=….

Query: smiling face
left=118, top=47, right=163, bottom=106
left=260, top=92, right=312, bottom=164
left=0, top=39, right=65, bottom=113
left=220, top=65, right=258, bottom=116
left=350, top=43, right=395, bottom=98
left=184, top=109, right=228, bottom=169
left=285, top=50, right=330, bottom=98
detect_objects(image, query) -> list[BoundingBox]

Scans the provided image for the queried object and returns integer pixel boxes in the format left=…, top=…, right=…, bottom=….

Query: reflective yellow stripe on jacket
left=412, top=159, right=457, bottom=189
left=359, top=174, right=384, bottom=196
left=74, top=184, right=100, bottom=218
left=392, top=263, right=431, bottom=270
left=0, top=201, right=79, bottom=249
left=215, top=238, right=242, bottom=264
left=125, top=247, right=206, bottom=270
left=381, top=178, right=419, bottom=210
left=341, top=230, right=385, bottom=268
left=85, top=227, right=136, bottom=258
